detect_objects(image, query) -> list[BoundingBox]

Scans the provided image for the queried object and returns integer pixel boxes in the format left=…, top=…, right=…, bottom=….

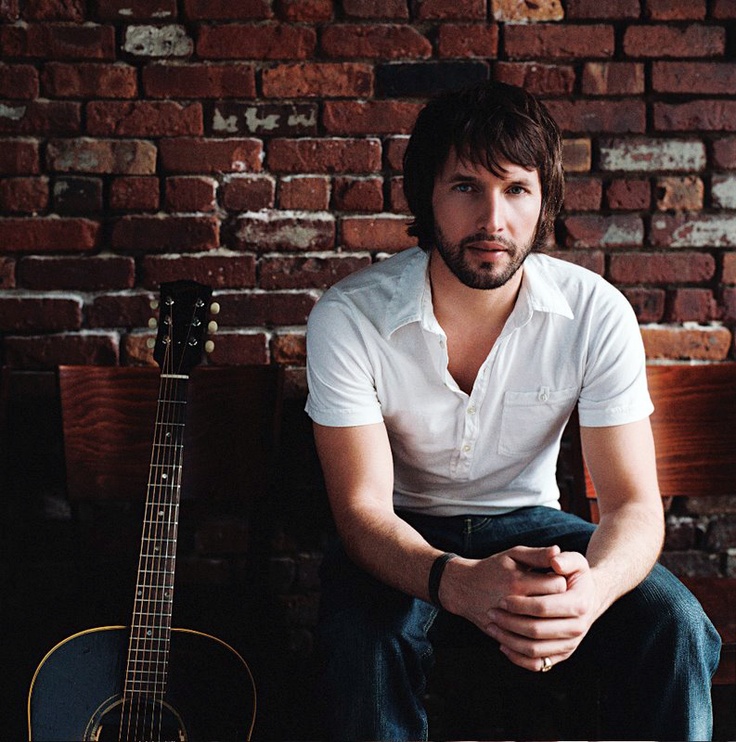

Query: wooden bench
left=572, top=363, right=736, bottom=686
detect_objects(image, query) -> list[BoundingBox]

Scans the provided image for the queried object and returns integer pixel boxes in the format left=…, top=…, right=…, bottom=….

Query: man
left=305, top=81, right=720, bottom=741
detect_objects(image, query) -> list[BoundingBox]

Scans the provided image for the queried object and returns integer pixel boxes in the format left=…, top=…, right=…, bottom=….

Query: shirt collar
left=379, top=249, right=574, bottom=338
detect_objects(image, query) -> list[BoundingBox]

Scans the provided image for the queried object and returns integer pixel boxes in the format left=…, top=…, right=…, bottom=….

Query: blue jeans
left=318, top=506, right=721, bottom=741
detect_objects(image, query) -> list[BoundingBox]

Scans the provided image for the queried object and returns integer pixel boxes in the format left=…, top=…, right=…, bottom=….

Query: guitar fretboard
left=124, top=373, right=189, bottom=700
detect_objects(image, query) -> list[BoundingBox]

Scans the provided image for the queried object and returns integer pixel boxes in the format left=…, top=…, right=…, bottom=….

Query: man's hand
left=485, top=549, right=600, bottom=671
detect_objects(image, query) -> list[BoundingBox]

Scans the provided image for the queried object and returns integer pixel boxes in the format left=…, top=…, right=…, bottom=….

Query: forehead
left=438, top=147, right=540, bottom=185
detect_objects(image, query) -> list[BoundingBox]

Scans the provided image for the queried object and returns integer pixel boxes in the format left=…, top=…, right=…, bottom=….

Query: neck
left=428, top=248, right=523, bottom=328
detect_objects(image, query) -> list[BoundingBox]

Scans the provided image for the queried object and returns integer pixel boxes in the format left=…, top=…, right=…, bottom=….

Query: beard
left=433, top=225, right=541, bottom=290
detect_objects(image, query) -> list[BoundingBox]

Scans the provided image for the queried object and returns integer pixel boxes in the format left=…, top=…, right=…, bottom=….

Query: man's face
left=430, top=148, right=543, bottom=290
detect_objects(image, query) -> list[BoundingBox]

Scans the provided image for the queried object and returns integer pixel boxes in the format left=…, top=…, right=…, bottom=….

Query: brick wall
left=2, top=2, right=736, bottom=736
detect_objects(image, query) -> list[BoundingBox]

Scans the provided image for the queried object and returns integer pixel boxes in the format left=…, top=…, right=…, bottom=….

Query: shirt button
left=467, top=406, right=476, bottom=415
left=462, top=444, right=471, bottom=452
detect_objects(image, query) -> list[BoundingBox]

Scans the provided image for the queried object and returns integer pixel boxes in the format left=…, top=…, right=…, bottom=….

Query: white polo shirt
left=305, top=247, right=652, bottom=516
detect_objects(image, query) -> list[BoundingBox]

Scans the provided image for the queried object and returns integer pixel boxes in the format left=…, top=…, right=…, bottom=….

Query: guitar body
left=29, top=626, right=256, bottom=741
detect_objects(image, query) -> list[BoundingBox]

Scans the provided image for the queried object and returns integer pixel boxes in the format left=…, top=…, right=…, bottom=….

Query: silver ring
left=540, top=656, right=553, bottom=673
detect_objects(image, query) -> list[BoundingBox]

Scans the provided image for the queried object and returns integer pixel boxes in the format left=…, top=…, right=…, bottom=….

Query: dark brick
left=4, top=332, right=119, bottom=368
left=621, top=288, right=665, bottom=322
left=111, top=215, right=220, bottom=253
left=17, top=255, right=135, bottom=290
left=376, top=61, right=488, bottom=97
left=52, top=176, right=103, bottom=214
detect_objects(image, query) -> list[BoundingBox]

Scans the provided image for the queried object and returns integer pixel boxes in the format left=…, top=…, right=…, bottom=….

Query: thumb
left=550, top=550, right=589, bottom=578
left=507, top=544, right=561, bottom=571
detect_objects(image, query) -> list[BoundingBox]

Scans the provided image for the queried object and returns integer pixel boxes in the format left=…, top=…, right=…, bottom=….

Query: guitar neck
left=125, top=372, right=189, bottom=699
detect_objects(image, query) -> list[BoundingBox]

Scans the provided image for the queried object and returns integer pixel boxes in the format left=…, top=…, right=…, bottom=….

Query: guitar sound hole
left=86, top=696, right=187, bottom=742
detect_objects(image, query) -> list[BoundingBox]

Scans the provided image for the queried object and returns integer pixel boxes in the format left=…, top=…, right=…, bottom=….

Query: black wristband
left=428, top=552, right=457, bottom=609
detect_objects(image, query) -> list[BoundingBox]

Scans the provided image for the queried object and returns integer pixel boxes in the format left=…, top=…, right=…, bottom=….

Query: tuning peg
left=148, top=318, right=158, bottom=329
left=205, top=339, right=215, bottom=354
left=150, top=299, right=159, bottom=311
left=146, top=337, right=156, bottom=349
left=210, top=301, right=220, bottom=315
left=208, top=320, right=218, bottom=334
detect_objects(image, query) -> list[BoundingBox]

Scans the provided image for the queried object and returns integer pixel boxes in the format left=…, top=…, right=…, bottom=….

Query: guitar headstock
left=153, top=280, right=215, bottom=374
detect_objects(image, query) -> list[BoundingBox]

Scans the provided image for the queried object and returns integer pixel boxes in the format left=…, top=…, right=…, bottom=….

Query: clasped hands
left=443, top=545, right=599, bottom=673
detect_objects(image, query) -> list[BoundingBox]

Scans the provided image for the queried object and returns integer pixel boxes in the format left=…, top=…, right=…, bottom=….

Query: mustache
left=459, top=232, right=516, bottom=250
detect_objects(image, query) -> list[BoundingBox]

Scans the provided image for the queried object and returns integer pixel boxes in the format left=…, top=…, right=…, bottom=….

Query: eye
left=452, top=182, right=475, bottom=193
left=507, top=184, right=528, bottom=195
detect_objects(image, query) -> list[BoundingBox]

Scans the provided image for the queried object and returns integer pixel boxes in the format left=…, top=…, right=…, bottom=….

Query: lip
left=466, top=241, right=508, bottom=253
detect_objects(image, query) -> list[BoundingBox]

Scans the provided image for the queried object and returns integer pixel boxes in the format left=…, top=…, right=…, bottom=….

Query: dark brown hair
left=403, top=81, right=564, bottom=250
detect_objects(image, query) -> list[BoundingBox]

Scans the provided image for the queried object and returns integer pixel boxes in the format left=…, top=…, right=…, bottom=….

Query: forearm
left=586, top=499, right=664, bottom=617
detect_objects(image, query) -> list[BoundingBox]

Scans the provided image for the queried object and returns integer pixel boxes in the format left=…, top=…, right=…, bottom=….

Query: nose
left=476, top=191, right=504, bottom=233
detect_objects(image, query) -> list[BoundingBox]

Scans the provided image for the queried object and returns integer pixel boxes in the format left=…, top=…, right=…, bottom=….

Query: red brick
left=0, top=217, right=99, bottom=253
left=340, top=215, right=416, bottom=252
left=655, top=176, right=703, bottom=211
left=159, top=138, right=263, bottom=174
left=17, top=255, right=135, bottom=290
left=0, top=294, right=82, bottom=332
left=565, top=0, right=639, bottom=18
left=279, top=176, right=330, bottom=210
left=221, top=175, right=275, bottom=211
left=47, top=138, right=157, bottom=174
left=232, top=211, right=335, bottom=252
left=143, top=63, right=256, bottom=99
left=0, top=63, right=39, bottom=99
left=504, top=25, right=614, bottom=60
left=438, top=24, right=499, bottom=58
left=655, top=100, right=736, bottom=132
left=723, top=288, right=736, bottom=321
left=0, top=100, right=80, bottom=135
left=621, top=288, right=665, bottom=322
left=0, top=22, right=116, bottom=60
left=321, top=24, right=431, bottom=60
left=0, top=257, right=15, bottom=288
left=713, top=137, right=736, bottom=169
left=271, top=331, right=306, bottom=365
left=166, top=176, right=217, bottom=212
left=652, top=62, right=736, bottom=95
left=263, top=62, right=373, bottom=98
left=492, top=0, right=563, bottom=21
left=95, top=0, right=177, bottom=20
left=216, top=290, right=317, bottom=326
left=563, top=177, right=602, bottom=211
left=197, top=23, right=316, bottom=60
left=563, top=215, right=644, bottom=248
left=650, top=214, right=736, bottom=248
left=259, top=255, right=370, bottom=290
left=562, top=139, right=591, bottom=172
left=42, top=62, right=137, bottom=98
left=87, top=101, right=203, bottom=137
left=4, top=332, right=119, bottom=368
left=390, top=176, right=408, bottom=213
left=0, top=177, right=49, bottom=213
left=641, top=326, right=731, bottom=361
left=582, top=62, right=645, bottom=95
left=22, top=0, right=85, bottom=20
left=416, top=0, right=484, bottom=19
left=0, top=138, right=39, bottom=174
left=0, top=0, right=19, bottom=21
left=267, top=138, right=382, bottom=173
left=723, top=253, right=736, bottom=284
left=385, top=136, right=409, bottom=171
left=277, top=0, right=333, bottom=21
left=645, top=0, right=706, bottom=20
left=669, top=288, right=718, bottom=322
left=87, top=291, right=156, bottom=328
left=543, top=100, right=645, bottom=134
left=546, top=250, right=605, bottom=275
left=184, top=0, right=272, bottom=19
left=713, top=0, right=736, bottom=18
left=141, top=253, right=257, bottom=289
left=111, top=215, right=219, bottom=253
left=341, top=0, right=408, bottom=18
left=323, top=101, right=423, bottom=136
left=333, top=176, right=384, bottom=212
left=606, top=179, right=650, bottom=210
left=609, top=252, right=715, bottom=283
left=495, top=62, right=575, bottom=96
left=204, top=331, right=269, bottom=366
left=623, top=25, right=725, bottom=58
left=109, top=177, right=160, bottom=211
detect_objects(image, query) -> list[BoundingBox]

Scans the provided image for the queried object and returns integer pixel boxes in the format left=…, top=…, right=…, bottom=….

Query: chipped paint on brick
left=600, top=138, right=706, bottom=172
left=671, top=216, right=736, bottom=247
left=123, top=25, right=193, bottom=58
left=712, top=175, right=736, bottom=209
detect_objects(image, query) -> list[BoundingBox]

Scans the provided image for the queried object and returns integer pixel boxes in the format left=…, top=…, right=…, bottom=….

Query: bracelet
left=428, top=552, right=457, bottom=609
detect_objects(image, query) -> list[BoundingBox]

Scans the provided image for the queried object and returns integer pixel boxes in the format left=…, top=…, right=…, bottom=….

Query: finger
left=489, top=610, right=584, bottom=641
left=498, top=644, right=570, bottom=673
left=550, top=550, right=589, bottom=577
left=507, top=544, right=561, bottom=571
left=501, top=591, right=586, bottom=619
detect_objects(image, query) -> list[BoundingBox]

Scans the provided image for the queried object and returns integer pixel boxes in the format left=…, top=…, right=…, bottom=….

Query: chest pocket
left=497, top=386, right=578, bottom=457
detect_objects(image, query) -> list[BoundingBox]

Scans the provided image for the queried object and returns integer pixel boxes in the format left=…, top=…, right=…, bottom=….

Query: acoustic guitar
left=28, top=281, right=257, bottom=741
